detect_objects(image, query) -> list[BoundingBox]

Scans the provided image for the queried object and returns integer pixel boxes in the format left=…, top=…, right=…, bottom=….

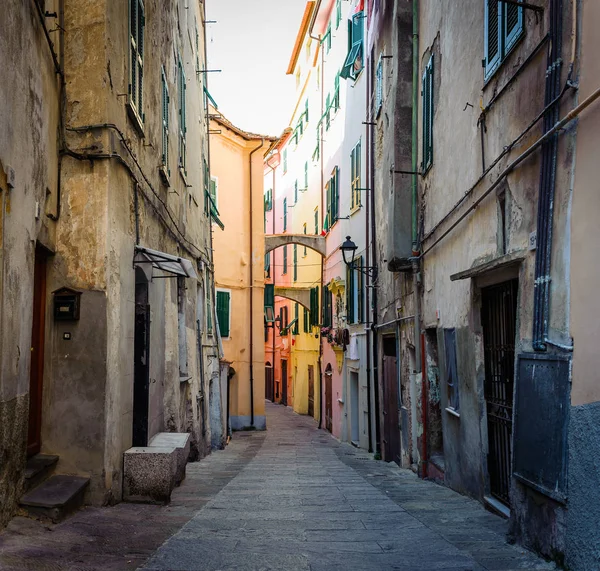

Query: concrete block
left=148, top=432, right=191, bottom=484
left=123, top=446, right=177, bottom=504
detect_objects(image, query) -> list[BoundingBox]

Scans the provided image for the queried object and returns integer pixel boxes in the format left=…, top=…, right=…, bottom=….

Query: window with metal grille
left=178, top=56, right=187, bottom=173
left=444, top=328, right=460, bottom=411
left=351, top=140, right=361, bottom=209
left=484, top=0, right=524, bottom=80
left=375, top=53, right=383, bottom=117
left=129, top=0, right=145, bottom=123
left=161, top=67, right=169, bottom=171
left=216, top=290, right=231, bottom=338
left=422, top=54, right=434, bottom=172
left=340, top=11, right=364, bottom=80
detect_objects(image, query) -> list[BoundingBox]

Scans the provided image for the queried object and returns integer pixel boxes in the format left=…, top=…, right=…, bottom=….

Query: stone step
left=148, top=432, right=191, bottom=485
left=20, top=475, right=89, bottom=523
left=23, top=454, right=59, bottom=493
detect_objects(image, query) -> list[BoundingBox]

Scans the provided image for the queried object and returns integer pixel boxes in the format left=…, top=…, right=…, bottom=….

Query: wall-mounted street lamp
left=340, top=236, right=378, bottom=278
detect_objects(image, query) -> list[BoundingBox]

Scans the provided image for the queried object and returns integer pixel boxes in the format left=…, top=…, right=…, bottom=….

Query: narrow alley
left=0, top=403, right=554, bottom=571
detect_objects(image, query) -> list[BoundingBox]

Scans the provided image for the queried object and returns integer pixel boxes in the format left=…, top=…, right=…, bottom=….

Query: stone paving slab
left=0, top=402, right=557, bottom=571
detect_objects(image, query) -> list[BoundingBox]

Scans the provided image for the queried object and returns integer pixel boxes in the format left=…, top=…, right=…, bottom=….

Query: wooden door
left=308, top=365, right=314, bottom=417
left=133, top=272, right=150, bottom=447
left=325, top=372, right=332, bottom=433
left=281, top=359, right=288, bottom=406
left=265, top=364, right=274, bottom=401
left=383, top=355, right=401, bottom=464
left=27, top=246, right=48, bottom=457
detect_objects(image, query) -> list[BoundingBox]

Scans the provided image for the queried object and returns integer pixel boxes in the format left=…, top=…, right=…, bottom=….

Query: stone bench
left=123, top=446, right=178, bottom=504
left=148, top=432, right=191, bottom=485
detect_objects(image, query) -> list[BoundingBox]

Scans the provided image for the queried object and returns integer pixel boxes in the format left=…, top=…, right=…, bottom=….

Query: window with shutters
left=310, top=286, right=320, bottom=327
left=280, top=305, right=289, bottom=332
left=282, top=245, right=288, bottom=274
left=283, top=148, right=288, bottom=174
left=333, top=73, right=340, bottom=111
left=264, top=252, right=271, bottom=278
left=322, top=287, right=332, bottom=328
left=346, top=256, right=364, bottom=324
left=283, top=198, right=288, bottom=231
left=209, top=177, right=218, bottom=211
left=206, top=269, right=213, bottom=335
left=264, top=283, right=275, bottom=322
left=375, top=53, right=383, bottom=117
left=340, top=11, right=364, bottom=80
left=314, top=208, right=319, bottom=235
left=294, top=180, right=298, bottom=204
left=422, top=54, right=434, bottom=173
left=323, top=21, right=332, bottom=55
left=293, top=303, right=299, bottom=335
left=177, top=277, right=188, bottom=376
left=216, top=290, right=231, bottom=338
left=304, top=161, right=308, bottom=190
left=178, top=56, right=187, bottom=173
left=324, top=167, right=339, bottom=232
left=484, top=0, right=524, bottom=81
left=264, top=188, right=273, bottom=211
left=336, top=0, right=342, bottom=28
left=303, top=224, right=308, bottom=256
left=303, top=306, right=310, bottom=333
left=161, top=67, right=169, bottom=173
left=128, top=0, right=145, bottom=130
left=444, top=328, right=460, bottom=411
left=325, top=93, right=331, bottom=131
left=293, top=244, right=298, bottom=282
left=350, top=140, right=361, bottom=210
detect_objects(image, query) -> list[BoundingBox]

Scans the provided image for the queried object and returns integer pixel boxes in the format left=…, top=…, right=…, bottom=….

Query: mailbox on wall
left=52, top=287, right=82, bottom=321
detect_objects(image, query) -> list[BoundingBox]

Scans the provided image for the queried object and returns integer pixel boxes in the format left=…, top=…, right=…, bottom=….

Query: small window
left=340, top=11, right=364, bottom=80
left=375, top=53, right=383, bottom=117
left=484, top=0, right=524, bottom=80
left=333, top=73, right=340, bottom=111
left=325, top=21, right=332, bottom=54
left=209, top=176, right=218, bottom=211
left=444, top=328, right=460, bottom=411
left=216, top=290, right=231, bottom=338
left=264, top=284, right=275, bottom=322
left=422, top=54, right=434, bottom=172
left=129, top=0, right=145, bottom=123
left=350, top=140, right=361, bottom=209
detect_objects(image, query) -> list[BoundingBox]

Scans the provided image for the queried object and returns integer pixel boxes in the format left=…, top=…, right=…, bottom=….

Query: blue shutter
left=484, top=0, right=501, bottom=79
left=504, top=1, right=523, bottom=54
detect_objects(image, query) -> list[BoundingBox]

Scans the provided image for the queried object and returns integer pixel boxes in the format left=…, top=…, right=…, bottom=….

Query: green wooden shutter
left=333, top=167, right=339, bottom=222
left=293, top=244, right=298, bottom=281
left=283, top=198, right=287, bottom=231
left=294, top=180, right=298, bottom=204
left=264, top=252, right=270, bottom=276
left=161, top=68, right=169, bottom=168
left=336, top=0, right=342, bottom=28
left=484, top=0, right=501, bottom=79
left=304, top=161, right=308, bottom=188
left=314, top=209, right=319, bottom=235
left=346, top=264, right=354, bottom=323
left=305, top=98, right=309, bottom=124
left=264, top=283, right=274, bottom=307
left=325, top=183, right=331, bottom=231
left=357, top=256, right=364, bottom=322
left=322, top=287, right=331, bottom=327
left=216, top=291, right=230, bottom=338
left=283, top=245, right=287, bottom=274
left=422, top=55, right=434, bottom=171
left=303, top=307, right=309, bottom=333
left=293, top=303, right=299, bottom=335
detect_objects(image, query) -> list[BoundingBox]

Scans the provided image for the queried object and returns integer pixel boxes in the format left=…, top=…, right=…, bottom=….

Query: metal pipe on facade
left=411, top=0, right=419, bottom=254
left=249, top=138, right=266, bottom=426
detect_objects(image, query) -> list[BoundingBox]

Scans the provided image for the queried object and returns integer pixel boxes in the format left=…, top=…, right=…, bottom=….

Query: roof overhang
left=450, top=250, right=526, bottom=281
left=286, top=2, right=317, bottom=75
left=134, top=246, right=199, bottom=280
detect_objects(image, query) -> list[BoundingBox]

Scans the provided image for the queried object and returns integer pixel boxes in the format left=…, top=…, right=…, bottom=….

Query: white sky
left=205, top=0, right=309, bottom=137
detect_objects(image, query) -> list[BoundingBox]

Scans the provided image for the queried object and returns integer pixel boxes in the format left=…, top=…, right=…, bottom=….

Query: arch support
left=265, top=234, right=326, bottom=257
left=274, top=286, right=311, bottom=310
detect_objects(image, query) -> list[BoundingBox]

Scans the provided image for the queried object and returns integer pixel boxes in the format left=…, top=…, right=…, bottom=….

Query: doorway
left=324, top=364, right=332, bottom=433
left=27, top=245, right=48, bottom=457
left=265, top=362, right=274, bottom=402
left=481, top=279, right=518, bottom=507
left=382, top=335, right=401, bottom=464
left=425, top=329, right=444, bottom=473
left=133, top=268, right=150, bottom=447
left=350, top=371, right=359, bottom=444
left=281, top=359, right=288, bottom=406
left=308, top=365, right=314, bottom=417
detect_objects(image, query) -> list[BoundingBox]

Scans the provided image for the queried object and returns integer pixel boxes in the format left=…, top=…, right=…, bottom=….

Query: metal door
left=481, top=279, right=518, bottom=506
left=281, top=359, right=288, bottom=406
left=325, top=371, right=332, bottom=433
left=27, top=246, right=48, bottom=456
left=308, top=365, right=314, bottom=417
left=133, top=272, right=150, bottom=447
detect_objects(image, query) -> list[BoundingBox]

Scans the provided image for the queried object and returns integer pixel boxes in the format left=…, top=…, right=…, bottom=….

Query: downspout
left=249, top=138, right=266, bottom=427
left=272, top=165, right=276, bottom=400
left=411, top=0, right=426, bottom=475
left=365, top=45, right=373, bottom=453
left=309, top=17, right=325, bottom=430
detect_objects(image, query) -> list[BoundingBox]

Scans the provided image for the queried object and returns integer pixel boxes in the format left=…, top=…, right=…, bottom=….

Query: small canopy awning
left=134, top=246, right=198, bottom=280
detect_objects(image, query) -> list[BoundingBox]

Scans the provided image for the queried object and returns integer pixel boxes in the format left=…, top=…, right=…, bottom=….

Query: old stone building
left=0, top=0, right=219, bottom=525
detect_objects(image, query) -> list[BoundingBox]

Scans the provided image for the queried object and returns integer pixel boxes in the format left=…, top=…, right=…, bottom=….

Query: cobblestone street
left=0, top=403, right=555, bottom=571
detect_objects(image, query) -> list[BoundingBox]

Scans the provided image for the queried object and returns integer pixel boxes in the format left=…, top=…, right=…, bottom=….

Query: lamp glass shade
left=341, top=236, right=357, bottom=266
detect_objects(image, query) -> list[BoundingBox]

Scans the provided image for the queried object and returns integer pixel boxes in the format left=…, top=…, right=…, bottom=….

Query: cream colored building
left=210, top=111, right=274, bottom=430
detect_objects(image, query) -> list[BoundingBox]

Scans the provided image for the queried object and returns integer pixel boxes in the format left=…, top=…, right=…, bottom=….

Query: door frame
left=133, top=267, right=151, bottom=447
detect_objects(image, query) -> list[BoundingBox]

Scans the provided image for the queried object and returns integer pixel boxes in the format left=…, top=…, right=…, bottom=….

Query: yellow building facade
left=210, top=111, right=274, bottom=431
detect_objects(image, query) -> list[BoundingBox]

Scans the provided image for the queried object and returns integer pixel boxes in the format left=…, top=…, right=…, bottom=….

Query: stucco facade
left=0, top=0, right=220, bottom=525
left=210, top=112, right=272, bottom=431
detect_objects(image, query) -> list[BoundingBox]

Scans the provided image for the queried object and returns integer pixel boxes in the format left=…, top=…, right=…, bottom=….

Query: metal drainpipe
left=309, top=20, right=325, bottom=431
left=249, top=138, right=266, bottom=427
left=272, top=165, right=276, bottom=400
left=533, top=0, right=563, bottom=350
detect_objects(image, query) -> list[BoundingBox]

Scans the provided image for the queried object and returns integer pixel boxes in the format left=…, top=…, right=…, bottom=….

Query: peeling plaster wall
left=0, top=0, right=61, bottom=526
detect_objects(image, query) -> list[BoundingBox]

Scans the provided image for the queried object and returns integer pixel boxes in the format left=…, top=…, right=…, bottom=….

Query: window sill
left=179, top=375, right=192, bottom=384
left=483, top=32, right=525, bottom=90
left=159, top=165, right=171, bottom=187
left=350, top=204, right=362, bottom=216
left=126, top=101, right=145, bottom=138
left=179, top=166, right=189, bottom=187
left=445, top=407, right=460, bottom=418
